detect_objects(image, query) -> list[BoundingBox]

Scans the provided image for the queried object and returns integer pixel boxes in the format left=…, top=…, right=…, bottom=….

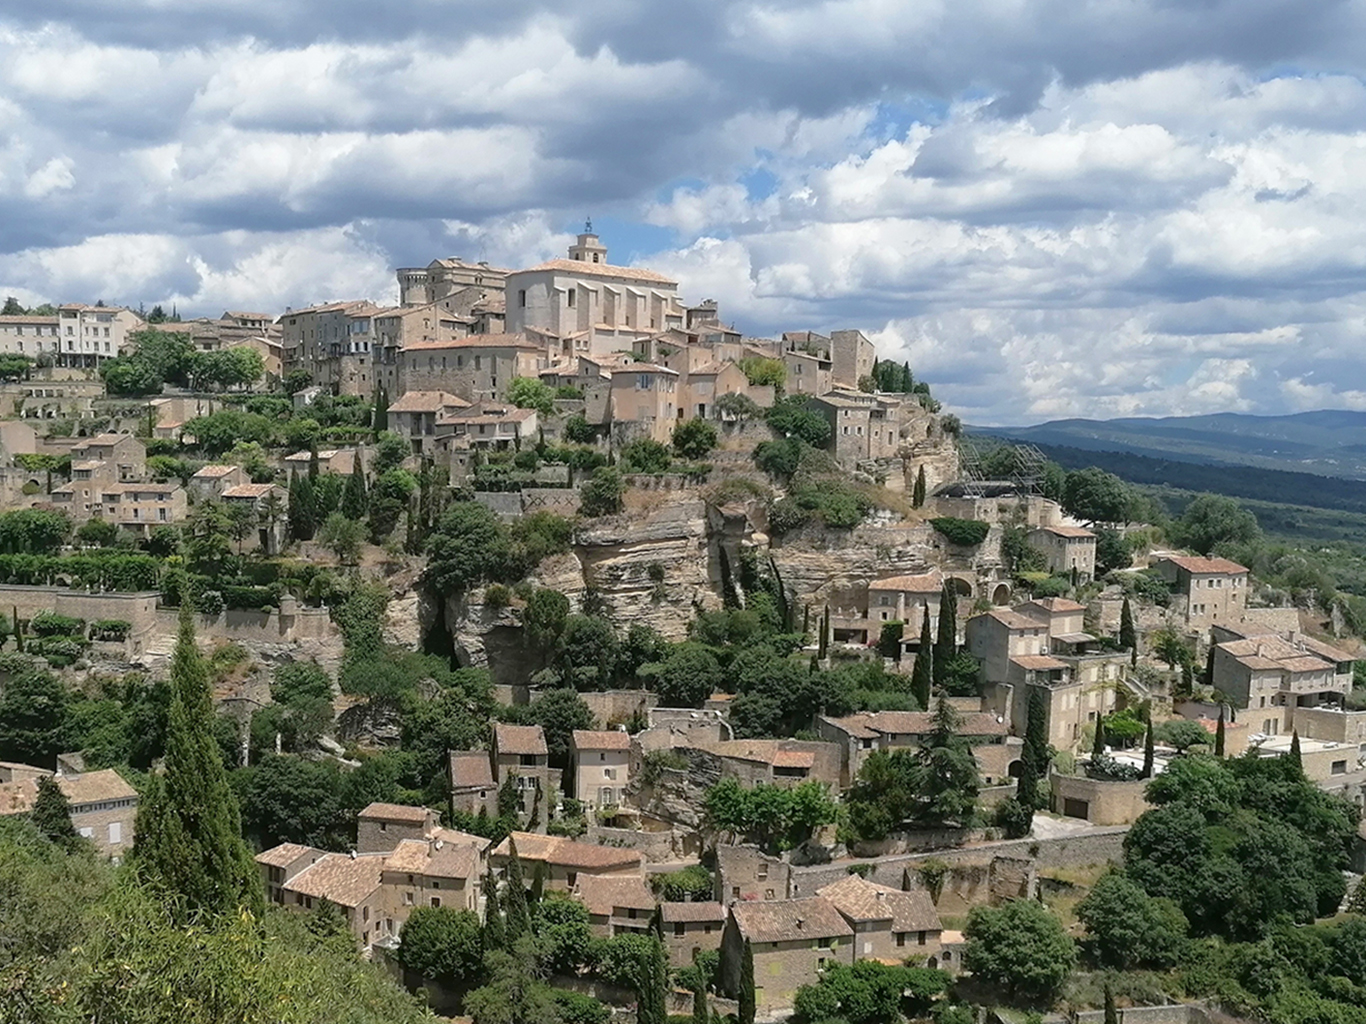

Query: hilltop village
left=2, top=232, right=1365, bottom=1024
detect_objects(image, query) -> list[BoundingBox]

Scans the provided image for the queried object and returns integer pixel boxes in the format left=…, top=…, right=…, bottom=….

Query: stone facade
left=1153, top=554, right=1250, bottom=630
left=1050, top=773, right=1152, bottom=825
left=720, top=897, right=855, bottom=1012
left=1027, top=525, right=1097, bottom=579
left=570, top=730, right=632, bottom=810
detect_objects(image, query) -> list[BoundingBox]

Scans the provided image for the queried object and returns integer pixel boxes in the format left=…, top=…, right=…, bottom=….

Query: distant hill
left=974, top=410, right=1366, bottom=480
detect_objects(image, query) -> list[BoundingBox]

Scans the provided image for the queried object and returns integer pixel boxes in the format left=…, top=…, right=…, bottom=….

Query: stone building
left=388, top=389, right=470, bottom=457
left=1026, top=525, right=1097, bottom=579
left=816, top=709, right=1018, bottom=789
left=396, top=257, right=509, bottom=309
left=847, top=568, right=945, bottom=647
left=0, top=764, right=139, bottom=858
left=829, top=330, right=877, bottom=390
left=1211, top=631, right=1355, bottom=738
left=490, top=831, right=644, bottom=891
left=51, top=437, right=186, bottom=534
left=448, top=750, right=498, bottom=819
left=220, top=482, right=287, bottom=554
left=814, top=874, right=943, bottom=963
left=189, top=464, right=245, bottom=501
left=56, top=304, right=145, bottom=368
left=661, top=901, right=726, bottom=966
left=575, top=873, right=656, bottom=937
left=0, top=312, right=62, bottom=359
left=606, top=362, right=679, bottom=443
left=434, top=402, right=538, bottom=454
left=1153, top=554, right=1250, bottom=630
left=714, top=843, right=794, bottom=904
left=505, top=228, right=685, bottom=346
left=570, top=729, right=631, bottom=810
left=397, top=334, right=543, bottom=402
left=492, top=723, right=562, bottom=824
left=279, top=300, right=375, bottom=393
left=373, top=303, right=473, bottom=397
left=720, top=897, right=855, bottom=1012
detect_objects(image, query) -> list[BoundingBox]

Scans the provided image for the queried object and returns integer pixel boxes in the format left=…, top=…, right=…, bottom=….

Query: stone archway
left=1007, top=760, right=1023, bottom=778
left=949, top=576, right=972, bottom=597
left=992, top=583, right=1011, bottom=605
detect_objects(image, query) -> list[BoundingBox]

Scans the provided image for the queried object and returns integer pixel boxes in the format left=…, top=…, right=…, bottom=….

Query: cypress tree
left=933, top=584, right=957, bottom=687
left=912, top=466, right=927, bottom=509
left=1141, top=720, right=1155, bottom=779
left=1290, top=730, right=1302, bottom=768
left=817, top=606, right=829, bottom=660
left=133, top=601, right=261, bottom=921
left=1203, top=645, right=1216, bottom=689
left=1119, top=598, right=1136, bottom=657
left=529, top=860, right=546, bottom=905
left=912, top=609, right=933, bottom=709
left=288, top=473, right=316, bottom=542
left=1018, top=687, right=1048, bottom=808
left=1091, top=712, right=1107, bottom=761
left=341, top=462, right=367, bottom=520
left=1215, top=706, right=1226, bottom=757
left=482, top=869, right=505, bottom=949
left=503, top=837, right=532, bottom=944
left=638, top=936, right=669, bottom=1024
left=1178, top=661, right=1194, bottom=700
left=738, top=939, right=756, bottom=1024
left=30, top=774, right=78, bottom=848
left=692, top=982, right=708, bottom=1024
left=372, top=386, right=389, bottom=435
left=1104, top=983, right=1119, bottom=1024
left=12, top=605, right=21, bottom=652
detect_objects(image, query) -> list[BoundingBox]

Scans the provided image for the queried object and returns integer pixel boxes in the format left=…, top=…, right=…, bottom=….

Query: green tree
left=715, top=392, right=761, bottom=421
left=933, top=584, right=957, bottom=688
left=503, top=836, right=533, bottom=944
left=766, top=395, right=831, bottom=447
left=238, top=754, right=345, bottom=849
left=642, top=643, right=722, bottom=707
left=30, top=773, right=80, bottom=848
left=1075, top=869, right=1188, bottom=970
left=1062, top=467, right=1136, bottom=524
left=507, top=376, right=557, bottom=415
left=372, top=386, right=389, bottom=434
left=1119, top=597, right=1136, bottom=654
left=916, top=698, right=980, bottom=826
left=1018, top=686, right=1048, bottom=810
left=563, top=414, right=597, bottom=444
left=524, top=589, right=571, bottom=666
left=424, top=500, right=513, bottom=594
left=963, top=898, right=1077, bottom=1002
left=288, top=473, right=317, bottom=542
left=620, top=438, right=672, bottom=474
left=877, top=620, right=905, bottom=660
left=1215, top=707, right=1226, bottom=756
left=373, top=431, right=409, bottom=475
left=318, top=511, right=366, bottom=564
left=465, top=943, right=564, bottom=1024
left=1142, top=719, right=1155, bottom=779
left=75, top=517, right=120, bottom=548
left=911, top=610, right=933, bottom=709
left=0, top=669, right=69, bottom=769
left=673, top=418, right=718, bottom=460
left=342, top=462, right=368, bottom=520
left=912, top=466, right=927, bottom=508
left=397, top=905, right=485, bottom=987
left=132, top=602, right=262, bottom=921
left=794, top=961, right=949, bottom=1024
left=738, top=938, right=756, bottom=1024
left=738, top=357, right=785, bottom=391
left=1104, top=984, right=1118, bottom=1024
left=1175, top=494, right=1260, bottom=555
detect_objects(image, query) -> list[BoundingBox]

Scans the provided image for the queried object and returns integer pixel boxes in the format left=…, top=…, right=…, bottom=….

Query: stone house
left=189, top=464, right=245, bottom=500
left=396, top=257, right=510, bottom=310
left=696, top=738, right=843, bottom=791
left=72, top=433, right=146, bottom=481
left=0, top=312, right=61, bottom=359
left=1153, top=555, right=1250, bottom=630
left=851, top=569, right=945, bottom=647
left=282, top=448, right=359, bottom=477
left=570, top=729, right=631, bottom=810
left=448, top=750, right=498, bottom=819
left=279, top=300, right=375, bottom=392
left=829, top=329, right=877, bottom=390
left=55, top=304, right=145, bottom=368
left=490, top=831, right=644, bottom=891
left=607, top=362, right=679, bottom=443
left=810, top=393, right=875, bottom=465
left=388, top=389, right=471, bottom=457
left=816, top=709, right=1017, bottom=789
left=780, top=332, right=834, bottom=396
left=715, top=844, right=794, bottom=904
left=434, top=402, right=538, bottom=453
left=266, top=850, right=390, bottom=947
left=0, top=765, right=139, bottom=858
left=149, top=394, right=216, bottom=440
left=492, top=723, right=562, bottom=822
left=661, top=901, right=726, bottom=966
left=373, top=302, right=475, bottom=397
left=1027, top=525, right=1097, bottom=579
left=720, top=897, right=855, bottom=1012
left=1211, top=632, right=1354, bottom=737
left=357, top=802, right=436, bottom=853
left=398, top=334, right=544, bottom=402
left=814, top=874, right=943, bottom=964
left=505, top=229, right=685, bottom=345
left=220, top=482, right=287, bottom=553
left=52, top=479, right=187, bottom=534
left=257, top=843, right=326, bottom=905
left=575, top=873, right=656, bottom=937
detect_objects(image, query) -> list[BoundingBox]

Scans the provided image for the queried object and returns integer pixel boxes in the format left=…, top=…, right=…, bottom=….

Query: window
left=918, top=931, right=927, bottom=945
left=599, top=753, right=606, bottom=761
left=108, top=822, right=122, bottom=844
left=404, top=892, right=414, bottom=905
left=1333, top=760, right=1348, bottom=775
left=568, top=291, right=576, bottom=307
left=896, top=932, right=905, bottom=947
left=519, top=290, right=526, bottom=307
left=675, top=922, right=685, bottom=936
left=604, top=768, right=616, bottom=780
left=431, top=897, right=441, bottom=907
left=363, top=907, right=369, bottom=922
left=765, top=889, right=774, bottom=899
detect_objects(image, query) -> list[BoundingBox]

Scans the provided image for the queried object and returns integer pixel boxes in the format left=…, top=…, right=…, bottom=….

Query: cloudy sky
left=2, top=1, right=1366, bottom=423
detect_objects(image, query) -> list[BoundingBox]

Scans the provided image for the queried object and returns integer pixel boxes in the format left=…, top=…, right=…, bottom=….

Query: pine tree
left=30, top=774, right=78, bottom=848
left=372, top=386, right=389, bottom=435
left=738, top=939, right=756, bottom=1024
left=1119, top=598, right=1136, bottom=656
left=1141, top=720, right=1155, bottom=779
left=1018, top=687, right=1048, bottom=808
left=912, top=609, right=933, bottom=709
left=1290, top=730, right=1302, bottom=768
left=133, top=601, right=261, bottom=921
left=288, top=473, right=317, bottom=542
left=482, top=869, right=505, bottom=949
left=503, top=837, right=532, bottom=944
left=1104, top=983, right=1119, bottom=1024
left=1091, top=712, right=1107, bottom=761
left=341, top=462, right=367, bottom=521
left=1215, top=706, right=1226, bottom=757
left=912, top=466, right=927, bottom=509
left=933, top=584, right=957, bottom=687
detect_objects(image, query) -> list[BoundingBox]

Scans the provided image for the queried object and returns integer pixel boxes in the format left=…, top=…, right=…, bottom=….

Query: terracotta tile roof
left=1292, top=635, right=1355, bottom=664
left=576, top=874, right=655, bottom=916
left=0, top=314, right=59, bottom=324
left=1052, top=632, right=1098, bottom=644
left=284, top=853, right=384, bottom=907
left=386, top=834, right=481, bottom=880
left=225, top=311, right=274, bottom=321
left=495, top=723, right=548, bottom=757
left=660, top=901, right=726, bottom=923
left=389, top=390, right=469, bottom=413
left=819, top=715, right=880, bottom=740
left=1161, top=555, right=1248, bottom=575
left=359, top=802, right=430, bottom=824
left=220, top=483, right=277, bottom=499
left=981, top=608, right=1045, bottom=631
left=494, top=832, right=644, bottom=872
left=772, top=750, right=815, bottom=769
left=59, top=769, right=137, bottom=807
left=384, top=840, right=431, bottom=873
left=825, top=710, right=1006, bottom=738
left=1011, top=655, right=1071, bottom=671
left=426, top=843, right=480, bottom=881
left=403, top=333, right=540, bottom=351
left=1030, top=597, right=1086, bottom=613
left=449, top=751, right=495, bottom=789
left=192, top=464, right=239, bottom=479
left=816, top=875, right=941, bottom=933
left=256, top=842, right=321, bottom=868
left=869, top=571, right=943, bottom=594
left=572, top=730, right=631, bottom=752
left=1035, top=525, right=1095, bottom=539
left=731, top=897, right=853, bottom=944
left=0, top=780, right=37, bottom=813
left=1218, top=636, right=1344, bottom=674
left=80, top=433, right=136, bottom=447
left=520, top=259, right=677, bottom=285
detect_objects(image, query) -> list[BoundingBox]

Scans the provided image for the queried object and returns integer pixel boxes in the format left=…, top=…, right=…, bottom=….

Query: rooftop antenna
left=584, top=217, right=593, bottom=233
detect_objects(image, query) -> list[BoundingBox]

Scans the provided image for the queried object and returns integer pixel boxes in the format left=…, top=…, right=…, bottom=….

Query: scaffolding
left=956, top=437, right=1050, bottom=497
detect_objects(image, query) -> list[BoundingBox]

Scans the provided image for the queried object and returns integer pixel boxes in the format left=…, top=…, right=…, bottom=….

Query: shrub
left=89, top=619, right=131, bottom=641
left=485, top=583, right=512, bottom=608
left=621, top=438, right=672, bottom=474
left=672, top=418, right=718, bottom=460
left=563, top=415, right=597, bottom=444
left=929, top=517, right=990, bottom=547
left=30, top=612, right=85, bottom=637
left=580, top=467, right=624, bottom=517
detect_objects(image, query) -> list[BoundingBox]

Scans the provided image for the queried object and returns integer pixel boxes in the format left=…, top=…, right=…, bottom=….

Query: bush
left=89, top=619, right=131, bottom=641
left=994, top=796, right=1034, bottom=839
left=485, top=583, right=512, bottom=608
left=29, top=612, right=85, bottom=637
left=580, top=467, right=624, bottom=517
left=563, top=415, right=597, bottom=444
left=929, top=517, right=990, bottom=547
left=621, top=438, right=672, bottom=474
left=672, top=419, right=718, bottom=460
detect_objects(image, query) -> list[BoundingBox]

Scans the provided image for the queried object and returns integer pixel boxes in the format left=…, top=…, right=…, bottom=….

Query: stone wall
left=573, top=689, right=657, bottom=729
left=1074, top=1005, right=1208, bottom=1024
left=0, top=585, right=160, bottom=633
left=587, top=824, right=700, bottom=861
left=1050, top=774, right=1152, bottom=826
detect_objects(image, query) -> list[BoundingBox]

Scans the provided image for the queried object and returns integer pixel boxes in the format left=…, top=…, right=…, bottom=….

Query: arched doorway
left=992, top=583, right=1011, bottom=605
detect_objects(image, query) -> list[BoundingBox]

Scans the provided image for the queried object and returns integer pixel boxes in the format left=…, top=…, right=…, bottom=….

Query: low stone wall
left=524, top=487, right=581, bottom=514
left=1074, top=1004, right=1207, bottom=1024
left=623, top=473, right=710, bottom=492
left=0, top=584, right=160, bottom=632
left=150, top=603, right=336, bottom=645
left=474, top=491, right=523, bottom=519
left=574, top=688, right=657, bottom=729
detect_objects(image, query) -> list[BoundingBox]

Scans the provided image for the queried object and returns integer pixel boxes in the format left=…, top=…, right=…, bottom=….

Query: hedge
left=929, top=517, right=991, bottom=547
